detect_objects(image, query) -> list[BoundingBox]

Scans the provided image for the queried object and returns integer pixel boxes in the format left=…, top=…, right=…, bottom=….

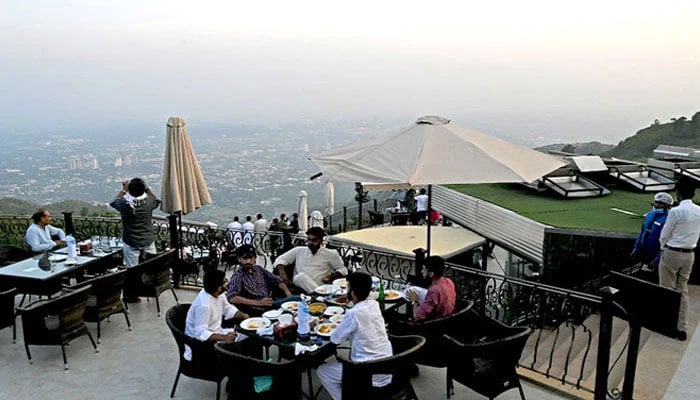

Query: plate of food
left=262, top=309, right=283, bottom=320
left=314, top=284, right=339, bottom=296
left=323, top=306, right=344, bottom=317
left=308, top=302, right=327, bottom=316
left=239, top=317, right=271, bottom=331
left=316, top=323, right=338, bottom=337
left=329, top=314, right=344, bottom=324
left=280, top=301, right=300, bottom=312
left=384, top=289, right=404, bottom=301
left=332, top=278, right=348, bottom=289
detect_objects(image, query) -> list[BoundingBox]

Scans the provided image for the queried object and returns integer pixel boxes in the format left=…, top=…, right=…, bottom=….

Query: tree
left=80, top=206, right=89, bottom=216
left=561, top=144, right=576, bottom=154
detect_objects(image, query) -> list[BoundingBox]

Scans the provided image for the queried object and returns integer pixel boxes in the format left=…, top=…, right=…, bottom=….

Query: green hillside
left=604, top=112, right=700, bottom=161
left=0, top=197, right=117, bottom=217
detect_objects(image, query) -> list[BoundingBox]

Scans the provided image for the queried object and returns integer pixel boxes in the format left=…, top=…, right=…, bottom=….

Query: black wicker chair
left=214, top=341, right=302, bottom=400
left=165, top=303, right=225, bottom=400
left=0, top=287, right=18, bottom=342
left=337, top=334, right=425, bottom=400
left=0, top=245, right=32, bottom=267
left=388, top=299, right=474, bottom=368
left=123, top=249, right=179, bottom=317
left=443, top=313, right=532, bottom=400
left=16, top=285, right=99, bottom=369
left=72, top=269, right=131, bottom=343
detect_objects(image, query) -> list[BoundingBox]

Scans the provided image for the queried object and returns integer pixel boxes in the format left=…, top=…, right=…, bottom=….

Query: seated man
left=227, top=245, right=299, bottom=312
left=25, top=208, right=66, bottom=252
left=406, top=256, right=456, bottom=321
left=274, top=227, right=347, bottom=293
left=185, top=270, right=249, bottom=361
left=317, top=273, right=393, bottom=400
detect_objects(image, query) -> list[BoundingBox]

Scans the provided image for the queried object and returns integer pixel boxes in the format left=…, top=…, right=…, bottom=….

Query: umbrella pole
left=426, top=185, right=432, bottom=258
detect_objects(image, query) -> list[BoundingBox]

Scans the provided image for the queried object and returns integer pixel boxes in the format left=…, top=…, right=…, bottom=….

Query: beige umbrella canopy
left=161, top=117, right=212, bottom=215
left=310, top=115, right=565, bottom=188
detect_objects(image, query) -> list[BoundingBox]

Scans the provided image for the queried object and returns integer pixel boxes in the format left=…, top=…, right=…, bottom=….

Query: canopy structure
left=161, top=117, right=212, bottom=215
left=310, top=115, right=566, bottom=188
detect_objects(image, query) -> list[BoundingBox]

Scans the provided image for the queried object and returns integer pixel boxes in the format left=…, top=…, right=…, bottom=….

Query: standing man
left=253, top=213, right=269, bottom=254
left=25, top=208, right=66, bottom=252
left=631, top=192, right=674, bottom=272
left=109, top=177, right=160, bottom=267
left=413, top=188, right=429, bottom=224
left=274, top=227, right=347, bottom=293
left=658, top=179, right=700, bottom=341
left=317, top=273, right=392, bottom=400
left=406, top=256, right=456, bottom=321
left=242, top=216, right=255, bottom=233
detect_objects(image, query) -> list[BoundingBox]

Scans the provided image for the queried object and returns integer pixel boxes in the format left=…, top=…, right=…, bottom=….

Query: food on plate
left=247, top=321, right=264, bottom=329
left=281, top=301, right=299, bottom=311
left=329, top=314, right=344, bottom=324
left=385, top=290, right=401, bottom=300
left=317, top=324, right=337, bottom=335
left=333, top=278, right=348, bottom=288
left=308, top=303, right=327, bottom=315
left=241, top=318, right=271, bottom=330
left=324, top=306, right=344, bottom=316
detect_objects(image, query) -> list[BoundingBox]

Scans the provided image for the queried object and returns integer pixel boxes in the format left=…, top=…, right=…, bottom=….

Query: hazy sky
left=2, top=1, right=699, bottom=143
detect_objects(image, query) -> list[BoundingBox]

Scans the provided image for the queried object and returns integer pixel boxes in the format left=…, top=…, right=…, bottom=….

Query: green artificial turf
left=447, top=183, right=657, bottom=234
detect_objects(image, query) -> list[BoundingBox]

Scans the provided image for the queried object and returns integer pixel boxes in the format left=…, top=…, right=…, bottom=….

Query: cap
left=654, top=192, right=674, bottom=205
left=236, top=244, right=256, bottom=258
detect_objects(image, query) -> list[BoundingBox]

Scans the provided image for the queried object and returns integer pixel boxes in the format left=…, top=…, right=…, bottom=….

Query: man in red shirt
left=407, top=256, right=456, bottom=321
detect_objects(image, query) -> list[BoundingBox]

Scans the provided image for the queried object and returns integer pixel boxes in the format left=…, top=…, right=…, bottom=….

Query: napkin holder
left=274, top=322, right=298, bottom=343
left=79, top=240, right=93, bottom=255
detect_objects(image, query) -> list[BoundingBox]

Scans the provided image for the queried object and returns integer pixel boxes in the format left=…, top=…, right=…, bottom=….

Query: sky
left=1, top=0, right=699, bottom=144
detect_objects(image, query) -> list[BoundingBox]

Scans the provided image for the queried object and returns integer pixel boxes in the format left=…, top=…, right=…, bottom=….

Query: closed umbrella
left=310, top=115, right=566, bottom=253
left=325, top=179, right=335, bottom=216
left=297, top=190, right=309, bottom=233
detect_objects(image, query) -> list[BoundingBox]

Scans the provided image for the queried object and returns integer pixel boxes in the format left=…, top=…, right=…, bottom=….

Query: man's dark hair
left=424, top=256, right=445, bottom=277
left=676, top=178, right=696, bottom=200
left=233, top=216, right=239, bottom=222
left=127, top=177, right=146, bottom=197
left=32, top=208, right=48, bottom=223
left=306, top=226, right=326, bottom=238
left=347, top=272, right=371, bottom=301
left=419, top=188, right=426, bottom=195
left=256, top=213, right=263, bottom=219
left=236, top=244, right=256, bottom=259
left=292, top=213, right=298, bottom=218
left=203, top=270, right=226, bottom=294
left=246, top=215, right=252, bottom=222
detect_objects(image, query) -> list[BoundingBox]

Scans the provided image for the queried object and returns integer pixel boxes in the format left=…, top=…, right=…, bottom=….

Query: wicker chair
left=0, top=245, right=32, bottom=267
left=214, top=341, right=302, bottom=400
left=443, top=314, right=532, bottom=400
left=388, top=299, right=474, bottom=368
left=123, top=249, right=179, bottom=317
left=16, top=285, right=98, bottom=369
left=0, top=287, right=18, bottom=342
left=73, top=269, right=131, bottom=343
left=338, top=334, right=425, bottom=400
left=165, top=303, right=225, bottom=400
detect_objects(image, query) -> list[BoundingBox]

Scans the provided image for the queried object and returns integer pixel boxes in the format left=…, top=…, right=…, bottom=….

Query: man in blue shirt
left=25, top=208, right=66, bottom=252
left=631, top=192, right=673, bottom=271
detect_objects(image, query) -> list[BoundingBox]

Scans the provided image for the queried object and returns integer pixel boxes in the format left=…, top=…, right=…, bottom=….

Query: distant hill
left=0, top=197, right=117, bottom=217
left=603, top=112, right=700, bottom=161
left=536, top=141, right=615, bottom=156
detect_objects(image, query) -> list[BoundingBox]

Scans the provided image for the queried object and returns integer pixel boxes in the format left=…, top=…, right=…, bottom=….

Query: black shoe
left=677, top=330, right=688, bottom=341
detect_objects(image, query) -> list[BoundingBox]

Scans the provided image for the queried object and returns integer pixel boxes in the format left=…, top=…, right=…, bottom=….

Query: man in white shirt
left=253, top=213, right=269, bottom=254
left=25, top=208, right=66, bottom=252
left=184, top=270, right=249, bottom=361
left=317, top=273, right=392, bottom=400
left=658, top=179, right=700, bottom=341
left=413, top=188, right=429, bottom=224
left=274, top=227, right=347, bottom=293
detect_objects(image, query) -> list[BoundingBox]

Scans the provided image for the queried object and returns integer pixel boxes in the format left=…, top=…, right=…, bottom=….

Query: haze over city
left=2, top=0, right=699, bottom=144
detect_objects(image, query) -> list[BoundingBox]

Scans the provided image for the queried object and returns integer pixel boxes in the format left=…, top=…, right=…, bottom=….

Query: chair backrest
left=17, top=285, right=92, bottom=345
left=124, top=249, right=176, bottom=296
left=165, top=303, right=191, bottom=358
left=339, top=334, right=426, bottom=399
left=0, top=287, right=17, bottom=330
left=77, top=269, right=127, bottom=318
left=0, top=245, right=33, bottom=266
left=214, top=341, right=302, bottom=399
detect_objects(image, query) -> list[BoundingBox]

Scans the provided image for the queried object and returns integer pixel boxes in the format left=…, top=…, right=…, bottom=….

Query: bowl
left=308, top=302, right=328, bottom=316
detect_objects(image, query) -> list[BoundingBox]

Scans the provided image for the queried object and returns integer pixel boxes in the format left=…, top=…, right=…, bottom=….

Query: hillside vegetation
left=0, top=197, right=117, bottom=217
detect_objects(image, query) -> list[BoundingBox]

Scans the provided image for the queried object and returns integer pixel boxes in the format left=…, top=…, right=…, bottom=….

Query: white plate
left=316, top=323, right=338, bottom=337
left=332, top=278, right=348, bottom=288
left=383, top=289, right=404, bottom=301
left=239, top=317, right=271, bottom=331
left=48, top=255, right=66, bottom=262
left=329, top=314, right=344, bottom=324
left=323, top=306, right=344, bottom=317
left=262, top=309, right=283, bottom=320
left=280, top=301, right=300, bottom=312
left=314, top=284, right=339, bottom=296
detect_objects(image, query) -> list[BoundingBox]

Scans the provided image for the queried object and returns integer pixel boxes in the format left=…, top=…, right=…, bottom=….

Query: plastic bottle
left=378, top=280, right=386, bottom=311
left=297, top=296, right=311, bottom=344
left=66, top=234, right=77, bottom=259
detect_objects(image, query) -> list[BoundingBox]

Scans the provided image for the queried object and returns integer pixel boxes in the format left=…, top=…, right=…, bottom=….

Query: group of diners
left=184, top=225, right=457, bottom=400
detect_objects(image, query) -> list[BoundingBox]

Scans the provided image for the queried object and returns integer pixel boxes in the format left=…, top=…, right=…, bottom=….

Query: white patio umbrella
left=297, top=190, right=309, bottom=233
left=309, top=115, right=566, bottom=253
left=325, top=179, right=335, bottom=216
left=161, top=117, right=212, bottom=253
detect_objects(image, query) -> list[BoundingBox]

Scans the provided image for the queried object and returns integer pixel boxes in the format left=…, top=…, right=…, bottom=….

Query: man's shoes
left=677, top=330, right=688, bottom=341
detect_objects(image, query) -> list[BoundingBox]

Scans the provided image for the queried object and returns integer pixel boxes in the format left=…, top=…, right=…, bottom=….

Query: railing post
left=343, top=207, right=347, bottom=232
left=167, top=214, right=179, bottom=258
left=373, top=198, right=378, bottom=212
left=621, top=321, right=642, bottom=400
left=595, top=286, right=618, bottom=400
left=62, top=211, right=75, bottom=236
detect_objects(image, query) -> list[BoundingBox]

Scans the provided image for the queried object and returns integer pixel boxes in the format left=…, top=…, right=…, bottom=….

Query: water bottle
left=297, top=296, right=311, bottom=344
left=66, top=234, right=77, bottom=259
